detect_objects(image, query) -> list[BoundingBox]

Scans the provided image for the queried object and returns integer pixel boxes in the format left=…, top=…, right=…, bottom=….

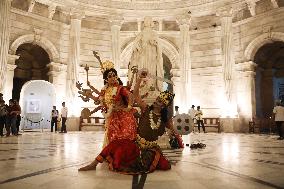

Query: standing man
left=273, top=101, right=284, bottom=140
left=51, top=106, right=59, bottom=132
left=0, top=100, right=7, bottom=137
left=196, top=106, right=206, bottom=133
left=188, top=105, right=196, bottom=120
left=6, top=99, right=20, bottom=136
left=60, top=102, right=68, bottom=133
left=14, top=100, right=21, bottom=135
left=174, top=106, right=180, bottom=116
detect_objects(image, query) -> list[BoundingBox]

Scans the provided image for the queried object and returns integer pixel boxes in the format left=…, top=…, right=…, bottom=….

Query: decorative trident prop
left=84, top=64, right=89, bottom=83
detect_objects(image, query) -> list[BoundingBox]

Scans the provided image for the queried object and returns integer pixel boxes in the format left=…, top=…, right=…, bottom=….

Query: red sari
left=95, top=139, right=171, bottom=174
left=102, top=85, right=137, bottom=144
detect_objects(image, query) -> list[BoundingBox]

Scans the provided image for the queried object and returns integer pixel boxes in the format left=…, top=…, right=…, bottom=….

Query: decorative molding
left=48, top=4, right=57, bottom=19
left=28, top=0, right=36, bottom=13
left=9, top=34, right=60, bottom=62
left=33, top=28, right=43, bottom=43
left=244, top=32, right=284, bottom=61
left=246, top=0, right=256, bottom=16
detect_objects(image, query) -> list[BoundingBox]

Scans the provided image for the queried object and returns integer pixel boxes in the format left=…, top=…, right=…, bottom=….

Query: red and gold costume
left=94, top=106, right=172, bottom=174
left=102, top=84, right=137, bottom=143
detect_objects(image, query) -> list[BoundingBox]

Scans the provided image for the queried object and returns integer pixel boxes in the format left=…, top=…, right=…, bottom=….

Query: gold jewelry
left=136, top=134, right=158, bottom=149
left=149, top=111, right=161, bottom=130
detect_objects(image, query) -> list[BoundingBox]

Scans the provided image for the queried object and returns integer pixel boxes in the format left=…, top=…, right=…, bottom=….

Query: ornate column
left=66, top=11, right=84, bottom=116
left=176, top=14, right=191, bottom=113
left=217, top=7, right=237, bottom=117
left=171, top=69, right=182, bottom=110
left=2, top=54, right=18, bottom=101
left=0, top=0, right=12, bottom=93
left=110, top=17, right=123, bottom=75
left=47, top=62, right=67, bottom=106
left=235, top=61, right=257, bottom=119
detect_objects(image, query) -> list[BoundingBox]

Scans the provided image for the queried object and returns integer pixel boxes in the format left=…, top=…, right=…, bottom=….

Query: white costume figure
left=128, top=17, right=164, bottom=93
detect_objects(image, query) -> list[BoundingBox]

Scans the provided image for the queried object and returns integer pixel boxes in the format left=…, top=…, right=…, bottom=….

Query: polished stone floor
left=0, top=131, right=283, bottom=189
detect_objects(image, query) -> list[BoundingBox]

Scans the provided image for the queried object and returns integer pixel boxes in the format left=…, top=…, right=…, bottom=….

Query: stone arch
left=120, top=37, right=179, bottom=69
left=244, top=32, right=284, bottom=61
left=9, top=34, right=60, bottom=62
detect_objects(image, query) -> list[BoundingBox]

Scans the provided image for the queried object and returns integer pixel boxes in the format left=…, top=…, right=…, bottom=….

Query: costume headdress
left=92, top=51, right=115, bottom=73
left=159, top=90, right=175, bottom=106
left=101, top=60, right=114, bottom=73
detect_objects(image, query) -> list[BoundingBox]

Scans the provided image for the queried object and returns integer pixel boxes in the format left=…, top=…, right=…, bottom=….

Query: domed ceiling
left=11, top=0, right=281, bottom=29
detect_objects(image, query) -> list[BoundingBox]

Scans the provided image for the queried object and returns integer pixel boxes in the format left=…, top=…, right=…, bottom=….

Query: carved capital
left=176, top=13, right=191, bottom=26
left=8, top=54, right=19, bottom=65
left=171, top=69, right=181, bottom=78
left=235, top=61, right=257, bottom=72
left=216, top=7, right=233, bottom=17
left=110, top=16, right=124, bottom=27
left=70, top=9, right=85, bottom=20
left=47, top=62, right=66, bottom=73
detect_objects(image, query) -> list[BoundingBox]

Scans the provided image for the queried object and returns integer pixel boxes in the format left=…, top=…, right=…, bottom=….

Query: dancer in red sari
left=79, top=70, right=175, bottom=174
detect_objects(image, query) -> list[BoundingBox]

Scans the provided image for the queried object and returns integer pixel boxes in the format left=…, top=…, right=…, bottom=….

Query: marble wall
left=1, top=1, right=284, bottom=132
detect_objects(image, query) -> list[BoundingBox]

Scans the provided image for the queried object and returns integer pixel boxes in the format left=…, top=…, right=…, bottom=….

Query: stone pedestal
left=66, top=117, right=80, bottom=131
left=221, top=117, right=249, bottom=133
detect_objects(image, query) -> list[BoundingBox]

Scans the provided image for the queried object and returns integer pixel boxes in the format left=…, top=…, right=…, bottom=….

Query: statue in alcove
left=128, top=16, right=164, bottom=99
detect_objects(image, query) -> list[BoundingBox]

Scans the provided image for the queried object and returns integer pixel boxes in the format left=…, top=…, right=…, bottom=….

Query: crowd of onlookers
left=0, top=93, right=22, bottom=137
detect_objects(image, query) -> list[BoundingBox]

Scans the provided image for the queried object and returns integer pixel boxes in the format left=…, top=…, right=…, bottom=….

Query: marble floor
left=0, top=131, right=283, bottom=189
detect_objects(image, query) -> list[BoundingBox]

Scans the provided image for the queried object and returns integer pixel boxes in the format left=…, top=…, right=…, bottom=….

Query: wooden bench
left=194, top=118, right=221, bottom=133
left=79, top=116, right=105, bottom=131
left=79, top=108, right=105, bottom=131
left=248, top=117, right=275, bottom=133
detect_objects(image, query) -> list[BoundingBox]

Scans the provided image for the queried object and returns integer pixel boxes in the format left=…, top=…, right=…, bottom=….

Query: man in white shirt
left=188, top=105, right=196, bottom=120
left=195, top=106, right=206, bottom=133
left=273, top=101, right=284, bottom=140
left=60, top=102, right=68, bottom=133
left=174, top=106, right=179, bottom=116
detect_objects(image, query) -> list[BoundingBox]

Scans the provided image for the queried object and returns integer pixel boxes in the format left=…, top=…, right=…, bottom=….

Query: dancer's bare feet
left=78, top=164, right=97, bottom=171
left=78, top=160, right=99, bottom=171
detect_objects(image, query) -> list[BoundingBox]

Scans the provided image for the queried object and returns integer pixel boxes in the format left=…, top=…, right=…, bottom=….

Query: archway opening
left=13, top=43, right=50, bottom=100
left=254, top=41, right=284, bottom=118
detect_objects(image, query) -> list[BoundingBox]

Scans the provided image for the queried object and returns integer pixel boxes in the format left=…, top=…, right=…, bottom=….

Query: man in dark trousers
left=196, top=106, right=206, bottom=133
left=51, top=106, right=59, bottom=132
left=60, top=102, right=68, bottom=133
